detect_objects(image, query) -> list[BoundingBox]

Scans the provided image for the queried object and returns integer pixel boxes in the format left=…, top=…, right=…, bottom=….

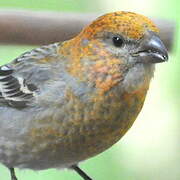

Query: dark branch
left=0, top=9, right=176, bottom=51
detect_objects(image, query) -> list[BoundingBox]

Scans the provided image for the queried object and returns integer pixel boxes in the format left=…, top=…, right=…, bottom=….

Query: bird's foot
left=9, top=167, right=18, bottom=180
left=71, top=165, right=93, bottom=180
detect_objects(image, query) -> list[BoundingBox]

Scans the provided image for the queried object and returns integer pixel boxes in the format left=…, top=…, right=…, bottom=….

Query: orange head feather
left=59, top=11, right=160, bottom=93
left=80, top=11, right=159, bottom=40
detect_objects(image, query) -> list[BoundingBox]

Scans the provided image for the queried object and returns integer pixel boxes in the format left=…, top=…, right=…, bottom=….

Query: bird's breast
left=0, top=64, right=153, bottom=169
left=24, top=84, right=149, bottom=168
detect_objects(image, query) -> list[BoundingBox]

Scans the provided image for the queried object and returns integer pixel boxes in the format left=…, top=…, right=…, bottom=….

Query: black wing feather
left=0, top=65, right=37, bottom=109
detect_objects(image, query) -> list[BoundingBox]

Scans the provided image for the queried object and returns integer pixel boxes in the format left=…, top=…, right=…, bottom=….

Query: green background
left=0, top=0, right=179, bottom=179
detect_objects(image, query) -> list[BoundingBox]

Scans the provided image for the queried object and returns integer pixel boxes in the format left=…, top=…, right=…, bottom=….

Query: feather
left=0, top=65, right=37, bottom=109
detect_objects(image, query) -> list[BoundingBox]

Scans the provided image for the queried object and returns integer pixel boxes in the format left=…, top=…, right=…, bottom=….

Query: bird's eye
left=112, top=36, right=124, bottom=47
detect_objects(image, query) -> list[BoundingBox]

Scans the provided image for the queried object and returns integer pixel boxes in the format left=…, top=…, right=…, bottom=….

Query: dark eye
left=112, top=36, right=124, bottom=47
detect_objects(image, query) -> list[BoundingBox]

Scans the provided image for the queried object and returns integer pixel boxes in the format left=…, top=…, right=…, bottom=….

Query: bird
left=0, top=11, right=168, bottom=180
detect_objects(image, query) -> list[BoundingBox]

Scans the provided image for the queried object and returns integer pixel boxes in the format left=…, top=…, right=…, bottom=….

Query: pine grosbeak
left=0, top=11, right=168, bottom=180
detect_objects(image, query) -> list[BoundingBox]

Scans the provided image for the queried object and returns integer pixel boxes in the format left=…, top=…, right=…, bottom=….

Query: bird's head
left=60, top=11, right=168, bottom=93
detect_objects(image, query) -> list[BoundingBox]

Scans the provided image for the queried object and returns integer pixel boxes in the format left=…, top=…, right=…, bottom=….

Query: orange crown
left=80, top=11, right=159, bottom=40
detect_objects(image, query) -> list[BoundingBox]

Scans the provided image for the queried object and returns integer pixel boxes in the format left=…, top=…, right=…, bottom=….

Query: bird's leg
left=9, top=167, right=18, bottom=180
left=71, top=165, right=93, bottom=180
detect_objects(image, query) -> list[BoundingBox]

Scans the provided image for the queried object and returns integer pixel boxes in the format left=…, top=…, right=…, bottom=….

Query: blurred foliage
left=0, top=0, right=102, bottom=12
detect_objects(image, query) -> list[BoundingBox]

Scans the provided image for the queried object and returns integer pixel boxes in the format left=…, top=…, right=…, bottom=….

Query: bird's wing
left=0, top=65, right=36, bottom=109
left=0, top=42, right=60, bottom=109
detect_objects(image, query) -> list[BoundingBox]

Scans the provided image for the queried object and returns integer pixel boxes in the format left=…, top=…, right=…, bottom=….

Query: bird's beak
left=133, top=31, right=168, bottom=63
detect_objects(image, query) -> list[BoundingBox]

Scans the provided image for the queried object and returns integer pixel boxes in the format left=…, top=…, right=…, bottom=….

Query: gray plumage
left=0, top=12, right=168, bottom=180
